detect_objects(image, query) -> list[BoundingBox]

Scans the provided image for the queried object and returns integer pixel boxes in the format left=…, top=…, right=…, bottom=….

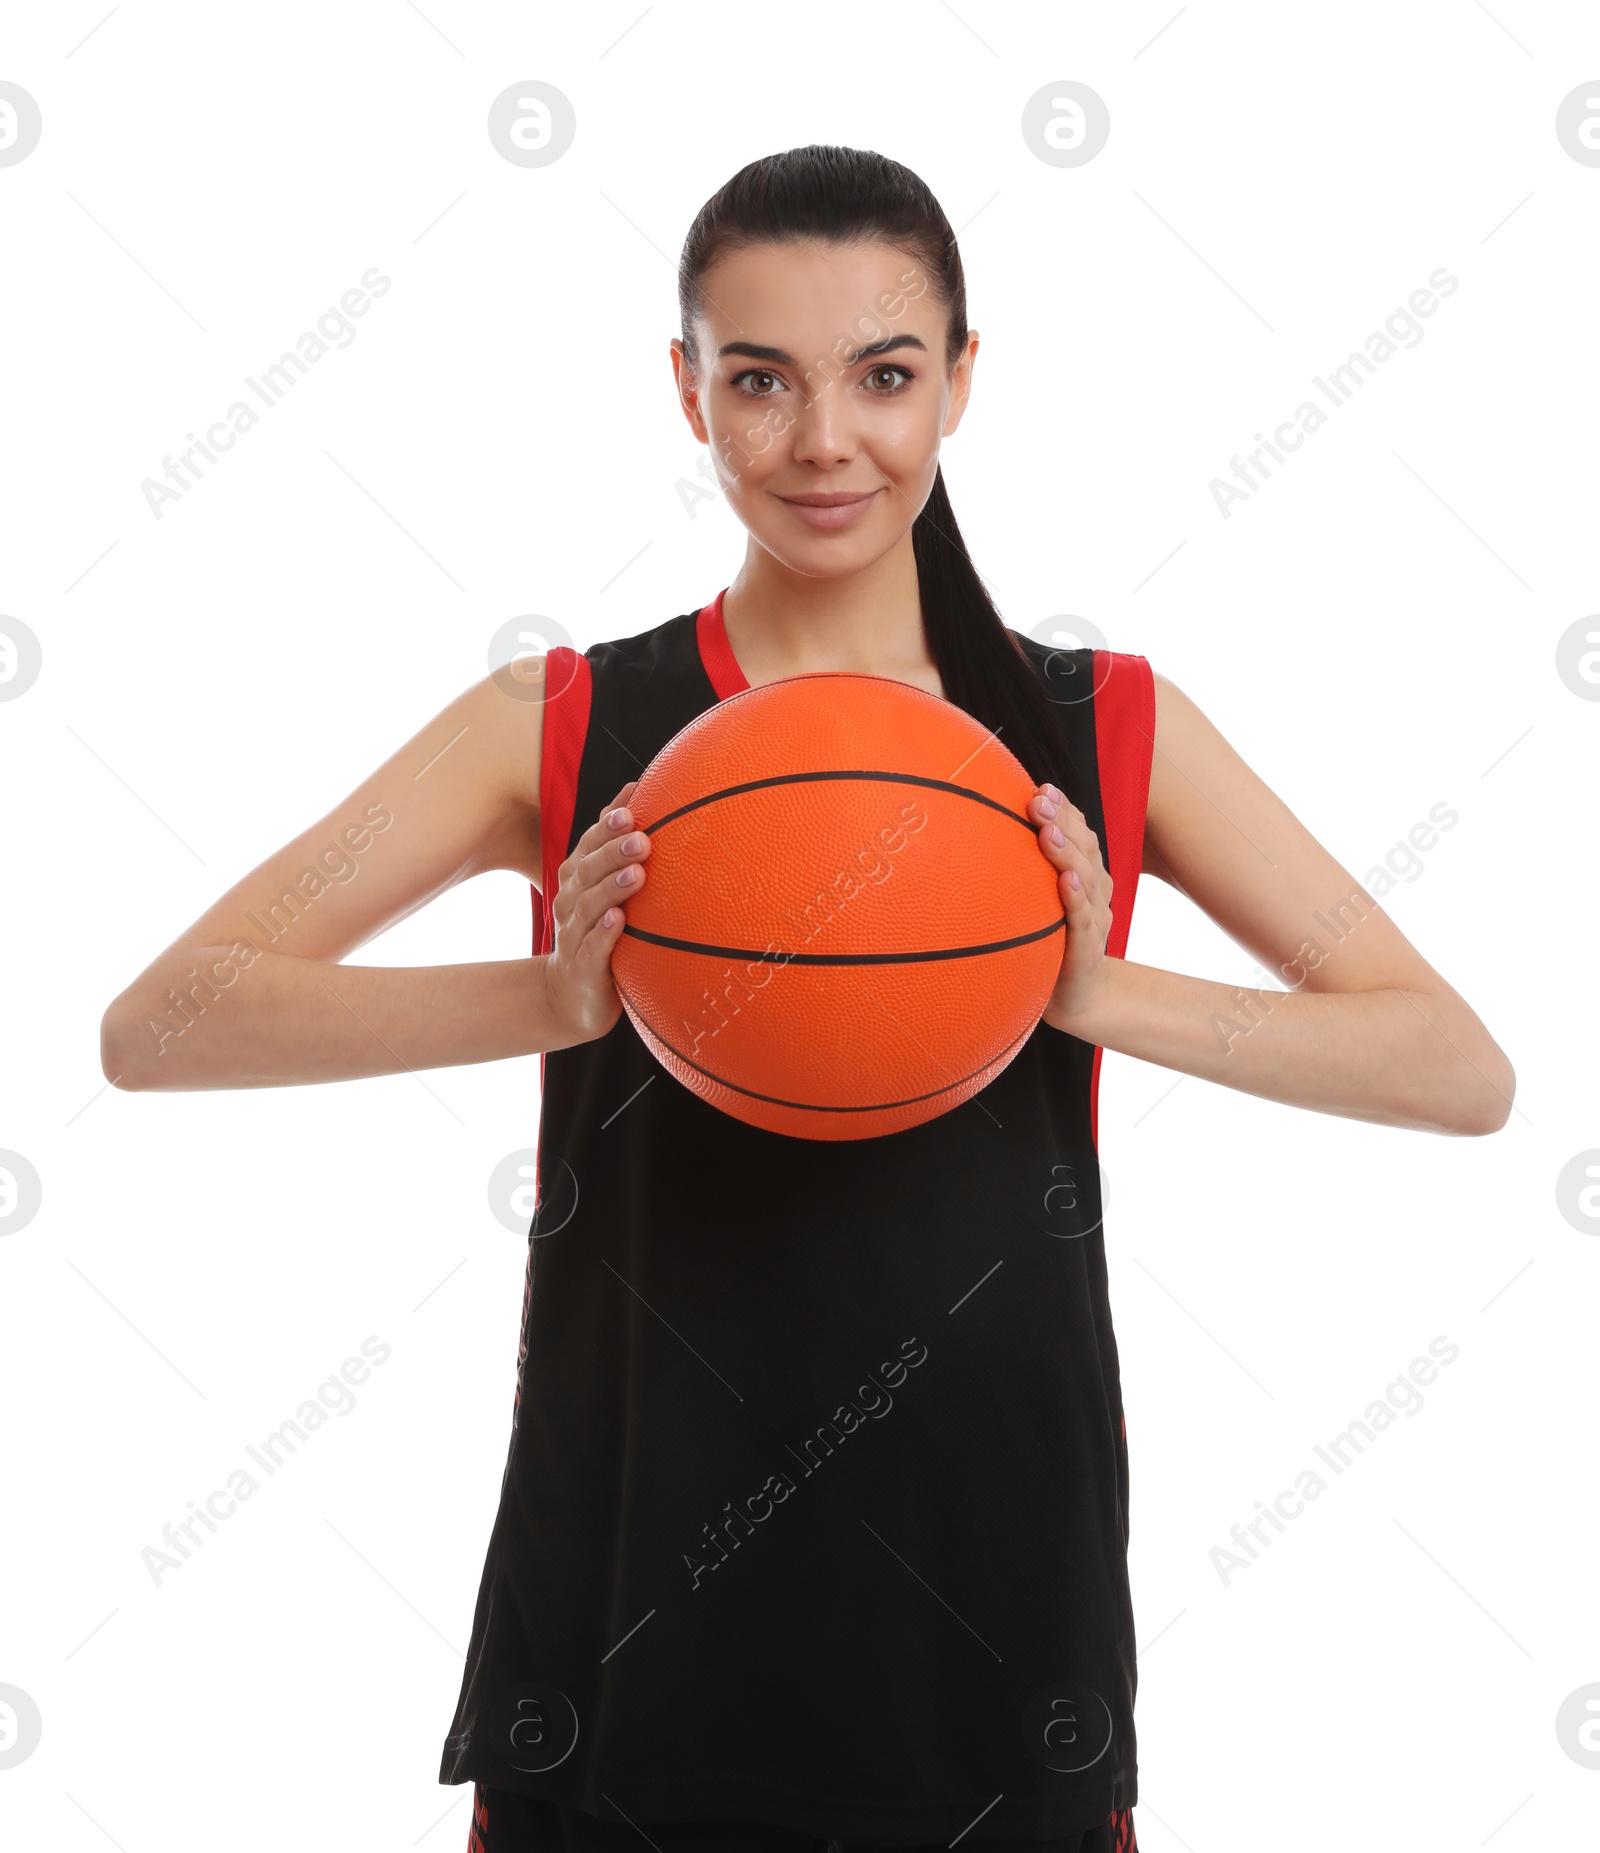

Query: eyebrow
left=716, top=333, right=929, bottom=366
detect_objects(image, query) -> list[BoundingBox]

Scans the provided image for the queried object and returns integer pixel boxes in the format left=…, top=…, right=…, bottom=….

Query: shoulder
left=1147, top=666, right=1219, bottom=761
left=473, top=609, right=700, bottom=814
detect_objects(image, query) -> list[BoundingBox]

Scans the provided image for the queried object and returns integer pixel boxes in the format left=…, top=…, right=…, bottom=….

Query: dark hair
left=677, top=143, right=1087, bottom=811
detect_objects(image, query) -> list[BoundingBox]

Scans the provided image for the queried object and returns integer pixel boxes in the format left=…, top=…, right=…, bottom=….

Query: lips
left=776, top=488, right=883, bottom=529
left=778, top=491, right=878, bottom=507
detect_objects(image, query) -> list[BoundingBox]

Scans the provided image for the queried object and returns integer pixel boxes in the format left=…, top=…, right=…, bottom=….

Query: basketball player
left=101, top=146, right=1513, bottom=1853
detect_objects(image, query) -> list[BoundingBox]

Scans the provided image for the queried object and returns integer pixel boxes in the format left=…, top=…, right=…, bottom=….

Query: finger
left=579, top=817, right=651, bottom=899
left=591, top=897, right=630, bottom=939
left=1030, top=779, right=1102, bottom=844
left=589, top=849, right=646, bottom=949
left=599, top=781, right=637, bottom=831
left=571, top=851, right=646, bottom=947
left=574, top=783, right=642, bottom=860
left=1059, top=851, right=1115, bottom=952
left=561, top=790, right=649, bottom=947
left=1031, top=790, right=1104, bottom=872
left=1036, top=815, right=1108, bottom=919
left=1034, top=811, right=1075, bottom=875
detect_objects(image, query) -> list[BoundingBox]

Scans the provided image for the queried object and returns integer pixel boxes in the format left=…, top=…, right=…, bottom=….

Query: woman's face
left=671, top=238, right=977, bottom=575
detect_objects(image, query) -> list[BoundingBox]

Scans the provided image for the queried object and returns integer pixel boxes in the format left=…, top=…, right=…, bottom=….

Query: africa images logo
left=1208, top=268, right=1460, bottom=518
left=684, top=1337, right=929, bottom=1588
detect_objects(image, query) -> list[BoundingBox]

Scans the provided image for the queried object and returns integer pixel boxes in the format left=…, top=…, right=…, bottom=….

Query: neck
left=721, top=531, right=941, bottom=692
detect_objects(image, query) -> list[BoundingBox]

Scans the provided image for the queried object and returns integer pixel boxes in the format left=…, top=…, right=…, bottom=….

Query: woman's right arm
left=98, top=659, right=651, bottom=1091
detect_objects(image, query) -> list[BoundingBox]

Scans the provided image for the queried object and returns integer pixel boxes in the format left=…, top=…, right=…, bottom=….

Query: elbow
left=1451, top=1046, right=1516, bottom=1136
left=100, top=1005, right=147, bottom=1091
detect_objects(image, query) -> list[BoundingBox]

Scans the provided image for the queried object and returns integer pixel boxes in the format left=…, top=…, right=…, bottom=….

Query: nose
left=787, top=377, right=856, bottom=470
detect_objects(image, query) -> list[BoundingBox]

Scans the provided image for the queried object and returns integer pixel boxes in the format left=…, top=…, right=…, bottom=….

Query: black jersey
left=439, top=590, right=1155, bottom=1846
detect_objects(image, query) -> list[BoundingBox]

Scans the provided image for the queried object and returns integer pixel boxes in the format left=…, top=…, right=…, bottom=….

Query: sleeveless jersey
left=439, top=589, right=1156, bottom=1846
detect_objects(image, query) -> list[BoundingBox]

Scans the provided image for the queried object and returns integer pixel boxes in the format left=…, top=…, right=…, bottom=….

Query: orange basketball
left=608, top=673, right=1065, bottom=1141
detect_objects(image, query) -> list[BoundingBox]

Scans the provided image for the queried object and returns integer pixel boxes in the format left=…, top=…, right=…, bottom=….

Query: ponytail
left=913, top=466, right=1089, bottom=812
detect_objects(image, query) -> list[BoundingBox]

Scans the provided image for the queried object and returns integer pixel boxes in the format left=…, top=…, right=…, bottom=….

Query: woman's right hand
left=541, top=780, right=652, bottom=1046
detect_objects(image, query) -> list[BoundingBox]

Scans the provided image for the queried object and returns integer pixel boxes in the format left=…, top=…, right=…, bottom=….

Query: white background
left=2, top=3, right=1596, bottom=1848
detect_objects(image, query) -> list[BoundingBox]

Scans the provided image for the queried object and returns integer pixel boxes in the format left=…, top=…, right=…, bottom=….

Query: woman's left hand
left=1028, top=783, right=1115, bottom=1028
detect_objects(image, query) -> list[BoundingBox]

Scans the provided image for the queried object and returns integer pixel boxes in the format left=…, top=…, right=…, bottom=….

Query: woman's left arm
left=1034, top=671, right=1516, bottom=1136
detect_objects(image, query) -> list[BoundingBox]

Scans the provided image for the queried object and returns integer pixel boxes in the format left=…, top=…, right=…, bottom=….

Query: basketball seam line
left=619, top=917, right=1066, bottom=965
left=612, top=979, right=1044, bottom=1116
left=645, top=769, right=1038, bottom=835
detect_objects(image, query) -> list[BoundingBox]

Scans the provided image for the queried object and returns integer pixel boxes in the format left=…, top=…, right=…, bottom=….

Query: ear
left=670, top=338, right=709, bottom=442
left=942, top=329, right=979, bottom=438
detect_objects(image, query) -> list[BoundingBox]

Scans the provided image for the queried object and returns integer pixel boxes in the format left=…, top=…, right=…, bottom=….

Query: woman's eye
left=732, top=363, right=910, bottom=397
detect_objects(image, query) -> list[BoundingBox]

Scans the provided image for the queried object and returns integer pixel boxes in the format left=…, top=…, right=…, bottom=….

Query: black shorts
left=464, top=1785, right=1138, bottom=1853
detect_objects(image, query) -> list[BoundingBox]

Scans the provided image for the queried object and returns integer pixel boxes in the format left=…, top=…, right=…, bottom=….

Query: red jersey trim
left=1088, top=650, right=1156, bottom=1152
left=696, top=586, right=747, bottom=699
left=530, top=645, right=593, bottom=958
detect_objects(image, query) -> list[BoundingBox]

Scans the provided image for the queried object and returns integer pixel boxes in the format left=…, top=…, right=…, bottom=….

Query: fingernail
left=1038, top=797, right=1058, bottom=819
left=616, top=866, right=638, bottom=886
left=1068, top=869, right=1081, bottom=890
left=1050, top=826, right=1065, bottom=846
left=621, top=833, right=643, bottom=854
left=608, top=808, right=631, bottom=829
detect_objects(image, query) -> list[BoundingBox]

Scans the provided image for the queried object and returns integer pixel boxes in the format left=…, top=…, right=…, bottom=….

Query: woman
left=101, top=146, right=1513, bottom=1853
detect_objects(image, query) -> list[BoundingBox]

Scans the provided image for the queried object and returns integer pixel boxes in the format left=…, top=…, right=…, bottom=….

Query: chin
left=778, top=540, right=884, bottom=579
left=772, top=519, right=895, bottom=563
